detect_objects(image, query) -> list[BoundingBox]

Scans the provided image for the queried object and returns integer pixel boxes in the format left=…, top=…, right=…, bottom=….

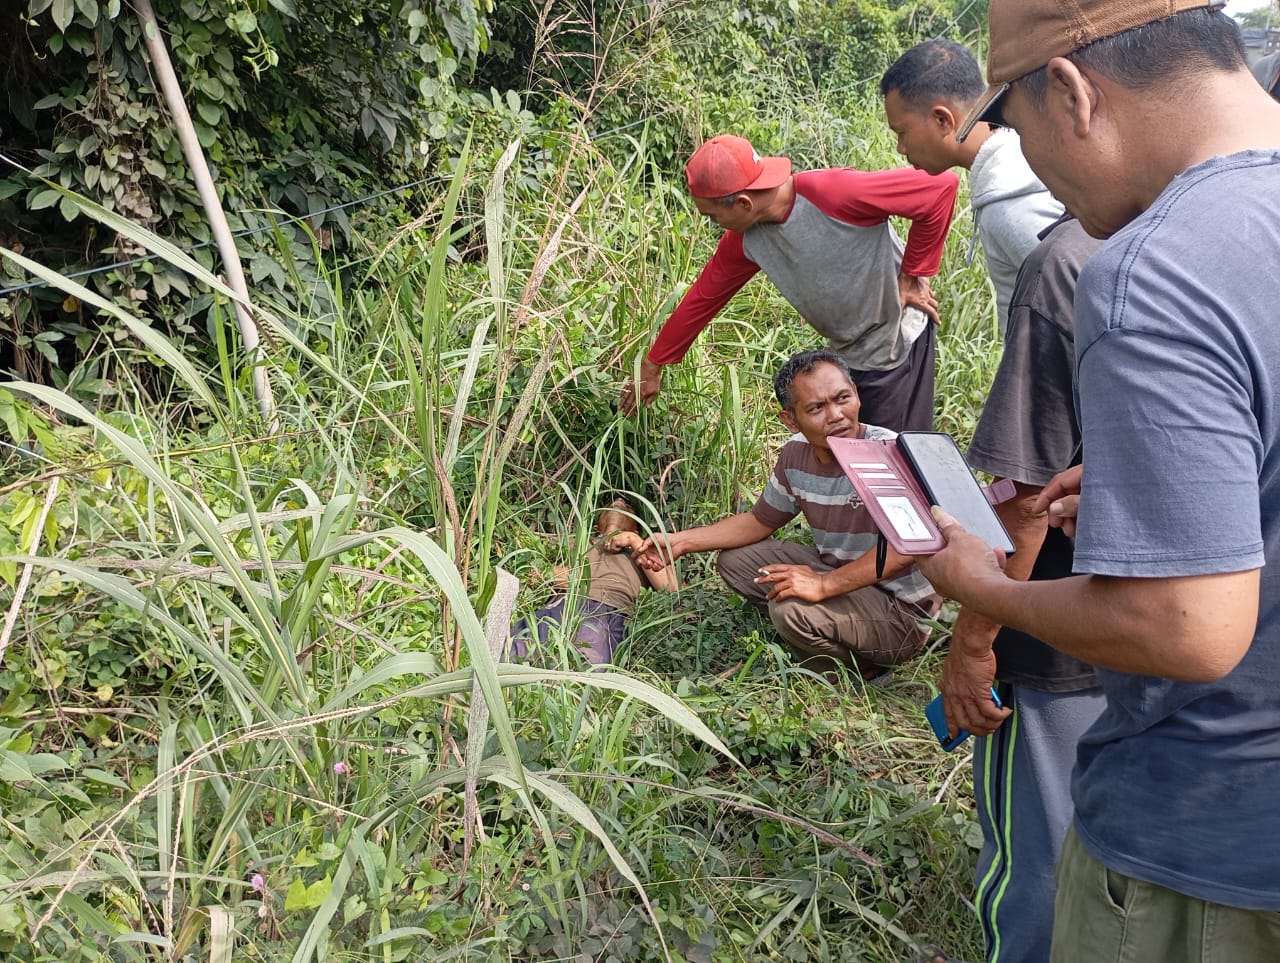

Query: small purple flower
left=250, top=873, right=264, bottom=893
left=333, top=761, right=348, bottom=776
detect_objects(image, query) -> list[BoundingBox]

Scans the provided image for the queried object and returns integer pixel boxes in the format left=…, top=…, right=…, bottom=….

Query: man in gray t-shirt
left=919, top=4, right=1280, bottom=962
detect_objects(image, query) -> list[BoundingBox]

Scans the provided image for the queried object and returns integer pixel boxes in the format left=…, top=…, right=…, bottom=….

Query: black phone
left=897, top=431, right=1016, bottom=555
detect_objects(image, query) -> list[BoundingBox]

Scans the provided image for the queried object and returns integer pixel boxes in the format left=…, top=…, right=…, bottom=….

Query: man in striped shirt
left=634, top=349, right=936, bottom=681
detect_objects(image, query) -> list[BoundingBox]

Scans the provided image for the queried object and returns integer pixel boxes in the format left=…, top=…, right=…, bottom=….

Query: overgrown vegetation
left=1, top=1, right=1001, bottom=959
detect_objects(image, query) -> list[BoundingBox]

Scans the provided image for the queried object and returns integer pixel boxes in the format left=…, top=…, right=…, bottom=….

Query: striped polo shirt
left=751, top=427, right=935, bottom=605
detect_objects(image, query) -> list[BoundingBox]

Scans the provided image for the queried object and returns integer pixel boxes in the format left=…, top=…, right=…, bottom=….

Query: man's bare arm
left=942, top=482, right=1050, bottom=736
left=633, top=512, right=775, bottom=571
left=920, top=510, right=1259, bottom=682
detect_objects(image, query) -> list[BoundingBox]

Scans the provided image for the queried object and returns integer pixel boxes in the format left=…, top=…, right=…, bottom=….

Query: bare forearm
left=660, top=513, right=774, bottom=559
left=952, top=484, right=1050, bottom=653
left=820, top=549, right=914, bottom=599
left=643, top=563, right=680, bottom=592
left=955, top=569, right=1258, bottom=681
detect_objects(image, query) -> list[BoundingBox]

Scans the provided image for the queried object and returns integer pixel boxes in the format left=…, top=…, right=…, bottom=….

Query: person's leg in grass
left=572, top=598, right=627, bottom=666
left=717, top=539, right=926, bottom=679
left=508, top=596, right=568, bottom=661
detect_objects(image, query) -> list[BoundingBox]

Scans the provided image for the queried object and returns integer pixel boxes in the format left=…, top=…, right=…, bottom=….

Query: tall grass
left=0, top=27, right=997, bottom=963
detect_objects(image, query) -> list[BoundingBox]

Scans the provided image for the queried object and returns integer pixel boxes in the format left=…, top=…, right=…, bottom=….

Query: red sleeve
left=647, top=231, right=760, bottom=365
left=795, top=168, right=960, bottom=277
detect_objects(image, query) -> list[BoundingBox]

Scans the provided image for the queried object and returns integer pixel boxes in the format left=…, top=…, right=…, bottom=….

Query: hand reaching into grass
left=620, top=358, right=662, bottom=414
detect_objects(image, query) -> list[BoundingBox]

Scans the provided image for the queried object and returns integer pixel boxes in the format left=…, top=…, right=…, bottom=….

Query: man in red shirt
left=620, top=134, right=960, bottom=431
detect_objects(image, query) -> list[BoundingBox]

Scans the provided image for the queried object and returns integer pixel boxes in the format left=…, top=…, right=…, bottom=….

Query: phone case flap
left=828, top=435, right=946, bottom=555
left=985, top=477, right=1017, bottom=506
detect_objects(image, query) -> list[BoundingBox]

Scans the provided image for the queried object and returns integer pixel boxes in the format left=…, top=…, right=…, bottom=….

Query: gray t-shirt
left=743, top=192, right=909, bottom=370
left=1070, top=150, right=1280, bottom=910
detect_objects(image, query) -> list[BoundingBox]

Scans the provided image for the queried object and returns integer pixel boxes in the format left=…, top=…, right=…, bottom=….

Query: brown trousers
left=716, top=539, right=927, bottom=673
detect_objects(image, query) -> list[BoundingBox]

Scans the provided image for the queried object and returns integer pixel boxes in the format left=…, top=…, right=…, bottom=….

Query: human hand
left=620, top=358, right=663, bottom=415
left=754, top=563, right=828, bottom=602
left=605, top=531, right=644, bottom=554
left=1033, top=464, right=1083, bottom=538
left=940, top=632, right=1010, bottom=738
left=633, top=533, right=681, bottom=571
left=551, top=565, right=571, bottom=590
left=898, top=272, right=940, bottom=325
left=916, top=508, right=1007, bottom=605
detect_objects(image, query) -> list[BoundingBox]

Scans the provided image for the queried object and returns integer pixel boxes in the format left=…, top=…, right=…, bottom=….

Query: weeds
left=0, top=5, right=997, bottom=960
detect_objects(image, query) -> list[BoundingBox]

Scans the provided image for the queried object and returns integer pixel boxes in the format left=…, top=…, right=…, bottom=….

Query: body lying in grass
left=508, top=498, right=679, bottom=666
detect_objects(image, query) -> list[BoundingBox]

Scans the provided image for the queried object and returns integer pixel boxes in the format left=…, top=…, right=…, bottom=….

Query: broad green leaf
left=0, top=389, right=25, bottom=444
left=81, top=768, right=131, bottom=791
left=195, top=100, right=222, bottom=125
left=50, top=0, right=73, bottom=31
left=28, top=188, right=61, bottom=210
left=284, top=876, right=331, bottom=912
left=227, top=10, right=257, bottom=34
left=0, top=748, right=67, bottom=782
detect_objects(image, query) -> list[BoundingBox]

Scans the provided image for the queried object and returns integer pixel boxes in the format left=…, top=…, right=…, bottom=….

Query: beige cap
left=958, top=0, right=1225, bottom=142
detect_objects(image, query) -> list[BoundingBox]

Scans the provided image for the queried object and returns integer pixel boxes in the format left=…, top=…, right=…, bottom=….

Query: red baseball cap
left=685, top=135, right=792, bottom=198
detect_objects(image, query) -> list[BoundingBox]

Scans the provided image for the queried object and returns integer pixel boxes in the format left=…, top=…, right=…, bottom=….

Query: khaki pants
left=716, top=540, right=926, bottom=673
left=1051, top=826, right=1280, bottom=963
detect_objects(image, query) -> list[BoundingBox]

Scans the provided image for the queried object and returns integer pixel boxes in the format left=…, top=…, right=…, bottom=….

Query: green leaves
left=26, top=188, right=61, bottom=211
left=0, top=727, right=68, bottom=783
left=51, top=0, right=75, bottom=32
left=284, top=876, right=332, bottom=912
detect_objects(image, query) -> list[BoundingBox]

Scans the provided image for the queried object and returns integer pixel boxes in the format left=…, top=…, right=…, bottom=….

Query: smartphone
left=898, top=431, right=1016, bottom=555
left=925, top=687, right=1003, bottom=752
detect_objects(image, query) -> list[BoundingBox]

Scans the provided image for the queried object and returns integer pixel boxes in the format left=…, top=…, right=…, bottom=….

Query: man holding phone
left=918, top=3, right=1280, bottom=960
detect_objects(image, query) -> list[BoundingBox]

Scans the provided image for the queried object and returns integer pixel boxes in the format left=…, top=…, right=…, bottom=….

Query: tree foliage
left=2, top=0, right=985, bottom=392
left=1237, top=4, right=1279, bottom=30
left=1, top=0, right=500, bottom=385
